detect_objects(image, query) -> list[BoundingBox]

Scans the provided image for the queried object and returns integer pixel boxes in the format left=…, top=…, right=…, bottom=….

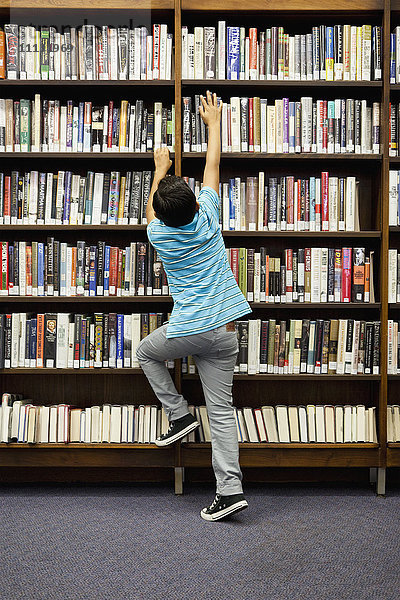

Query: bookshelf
left=0, top=0, right=395, bottom=495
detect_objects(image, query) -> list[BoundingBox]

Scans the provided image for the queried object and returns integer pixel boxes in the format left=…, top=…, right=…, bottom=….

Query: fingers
left=200, top=94, right=208, bottom=111
left=206, top=89, right=212, bottom=106
left=213, top=92, right=217, bottom=107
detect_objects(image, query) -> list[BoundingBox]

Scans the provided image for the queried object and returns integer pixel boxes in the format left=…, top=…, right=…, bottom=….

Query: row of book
left=0, top=394, right=378, bottom=444
left=182, top=96, right=381, bottom=154
left=388, top=103, right=400, bottom=157
left=182, top=24, right=381, bottom=82
left=0, top=312, right=173, bottom=370
left=0, top=240, right=169, bottom=297
left=388, top=170, right=400, bottom=227
left=227, top=247, right=374, bottom=304
left=390, top=29, right=400, bottom=84
left=185, top=319, right=380, bottom=376
left=185, top=173, right=361, bottom=232
left=0, top=24, right=173, bottom=81
left=387, top=405, right=400, bottom=442
left=388, top=250, right=400, bottom=303
left=0, top=95, right=175, bottom=153
left=0, top=170, right=154, bottom=226
left=387, top=321, right=400, bottom=375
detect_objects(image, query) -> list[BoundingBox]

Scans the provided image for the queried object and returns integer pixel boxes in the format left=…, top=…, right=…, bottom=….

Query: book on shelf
left=0, top=169, right=156, bottom=226
left=183, top=318, right=381, bottom=376
left=0, top=240, right=169, bottom=298
left=388, top=250, right=400, bottom=303
left=0, top=393, right=378, bottom=445
left=183, top=95, right=380, bottom=155
left=388, top=170, right=400, bottom=226
left=184, top=172, right=361, bottom=232
left=226, top=246, right=374, bottom=304
left=0, top=393, right=171, bottom=444
left=387, top=405, right=400, bottom=442
left=0, top=312, right=173, bottom=370
left=0, top=23, right=173, bottom=81
left=386, top=320, right=400, bottom=374
left=0, top=95, right=175, bottom=153
left=182, top=24, right=381, bottom=81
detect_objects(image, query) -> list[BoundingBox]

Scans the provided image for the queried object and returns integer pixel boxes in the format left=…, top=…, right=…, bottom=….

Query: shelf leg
left=174, top=467, right=184, bottom=495
left=376, top=467, right=386, bottom=496
left=369, top=467, right=377, bottom=484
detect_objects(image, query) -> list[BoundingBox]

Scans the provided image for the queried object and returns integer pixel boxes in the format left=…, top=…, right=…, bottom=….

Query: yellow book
left=356, top=26, right=363, bottom=81
left=253, top=96, right=261, bottom=152
left=119, top=100, right=128, bottom=149
left=117, top=176, right=126, bottom=223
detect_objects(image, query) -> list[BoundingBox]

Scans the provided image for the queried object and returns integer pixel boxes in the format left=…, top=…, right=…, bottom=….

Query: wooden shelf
left=0, top=1, right=174, bottom=8
left=181, top=0, right=384, bottom=10
left=0, top=296, right=173, bottom=302
left=183, top=152, right=382, bottom=160
left=183, top=373, right=380, bottom=380
left=0, top=80, right=174, bottom=86
left=0, top=225, right=147, bottom=231
left=0, top=368, right=147, bottom=374
left=182, top=79, right=383, bottom=88
left=222, top=230, right=381, bottom=238
left=250, top=302, right=380, bottom=309
left=0, top=152, right=171, bottom=159
left=186, top=442, right=379, bottom=449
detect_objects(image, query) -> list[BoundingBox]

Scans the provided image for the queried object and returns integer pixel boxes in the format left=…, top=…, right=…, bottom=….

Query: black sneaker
left=200, top=493, right=248, bottom=521
left=155, top=413, right=199, bottom=447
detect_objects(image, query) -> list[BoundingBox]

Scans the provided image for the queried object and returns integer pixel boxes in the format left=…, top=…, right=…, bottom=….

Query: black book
left=146, top=244, right=154, bottom=295
left=141, top=108, right=148, bottom=153
left=364, top=321, right=374, bottom=374
left=4, top=313, right=12, bottom=368
left=300, top=319, right=310, bottom=373
left=13, top=242, right=18, bottom=294
left=142, top=171, right=152, bottom=224
left=141, top=313, right=149, bottom=339
left=240, top=97, right=249, bottom=152
left=102, top=313, right=109, bottom=367
left=314, top=319, right=324, bottom=373
left=84, top=246, right=90, bottom=295
left=108, top=313, right=117, bottom=368
left=44, top=313, right=57, bottom=368
left=46, top=237, right=54, bottom=295
left=101, top=172, right=111, bottom=224
left=37, top=172, right=46, bottom=223
left=76, top=240, right=85, bottom=296
left=237, top=321, right=248, bottom=372
left=17, top=175, right=23, bottom=222
left=97, top=241, right=105, bottom=295
left=345, top=319, right=354, bottom=374
left=161, top=107, right=168, bottom=146
left=129, top=171, right=142, bottom=224
left=92, top=106, right=104, bottom=150
left=10, top=171, right=18, bottom=223
left=53, top=240, right=60, bottom=296
left=25, top=319, right=30, bottom=367
left=134, top=100, right=143, bottom=153
left=373, top=321, right=380, bottom=374
left=0, top=314, right=5, bottom=369
left=292, top=250, right=298, bottom=302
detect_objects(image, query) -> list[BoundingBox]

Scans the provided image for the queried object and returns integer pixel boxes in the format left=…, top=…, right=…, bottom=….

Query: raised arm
left=146, top=147, right=172, bottom=224
left=199, top=91, right=223, bottom=194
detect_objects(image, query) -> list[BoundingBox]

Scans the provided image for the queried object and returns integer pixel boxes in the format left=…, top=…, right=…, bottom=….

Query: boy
left=136, top=91, right=251, bottom=521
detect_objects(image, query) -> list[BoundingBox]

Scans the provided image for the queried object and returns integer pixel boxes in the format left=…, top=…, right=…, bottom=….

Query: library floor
left=1, top=480, right=400, bottom=600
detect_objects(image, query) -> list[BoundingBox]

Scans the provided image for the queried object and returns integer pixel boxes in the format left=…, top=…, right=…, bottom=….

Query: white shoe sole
left=154, top=421, right=199, bottom=447
left=200, top=500, right=248, bottom=521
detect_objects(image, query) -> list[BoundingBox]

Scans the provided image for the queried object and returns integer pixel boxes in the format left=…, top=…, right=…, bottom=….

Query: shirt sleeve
left=197, top=186, right=220, bottom=222
left=146, top=219, right=161, bottom=247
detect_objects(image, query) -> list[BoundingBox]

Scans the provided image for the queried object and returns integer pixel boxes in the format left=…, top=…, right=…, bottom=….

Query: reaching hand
left=154, top=147, right=172, bottom=176
left=199, top=91, right=223, bottom=128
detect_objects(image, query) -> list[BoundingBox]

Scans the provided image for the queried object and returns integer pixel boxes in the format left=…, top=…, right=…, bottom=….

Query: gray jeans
left=136, top=323, right=243, bottom=495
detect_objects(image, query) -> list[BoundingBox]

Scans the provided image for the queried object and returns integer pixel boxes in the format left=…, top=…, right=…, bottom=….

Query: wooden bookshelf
left=0, top=0, right=394, bottom=495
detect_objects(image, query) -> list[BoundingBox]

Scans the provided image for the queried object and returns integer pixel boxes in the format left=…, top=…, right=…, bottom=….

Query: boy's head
left=153, top=175, right=198, bottom=227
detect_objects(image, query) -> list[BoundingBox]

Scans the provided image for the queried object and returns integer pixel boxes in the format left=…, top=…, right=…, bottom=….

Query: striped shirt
left=146, top=186, right=251, bottom=338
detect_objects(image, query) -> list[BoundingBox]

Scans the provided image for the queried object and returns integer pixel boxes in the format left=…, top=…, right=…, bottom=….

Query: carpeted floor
left=1, top=482, right=399, bottom=600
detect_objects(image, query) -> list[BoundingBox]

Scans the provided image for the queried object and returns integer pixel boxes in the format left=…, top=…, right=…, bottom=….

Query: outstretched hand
left=199, top=91, right=223, bottom=128
left=154, top=147, right=172, bottom=176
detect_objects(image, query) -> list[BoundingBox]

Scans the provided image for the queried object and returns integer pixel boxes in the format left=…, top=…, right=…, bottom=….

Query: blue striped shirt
left=146, top=186, right=251, bottom=338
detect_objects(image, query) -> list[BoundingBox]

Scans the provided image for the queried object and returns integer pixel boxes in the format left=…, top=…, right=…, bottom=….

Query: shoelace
left=208, top=494, right=221, bottom=511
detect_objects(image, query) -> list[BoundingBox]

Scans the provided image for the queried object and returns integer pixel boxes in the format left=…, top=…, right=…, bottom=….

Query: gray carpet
left=1, top=482, right=400, bottom=600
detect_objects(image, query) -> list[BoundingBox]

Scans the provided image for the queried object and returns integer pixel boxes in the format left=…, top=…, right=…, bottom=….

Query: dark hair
left=153, top=175, right=197, bottom=227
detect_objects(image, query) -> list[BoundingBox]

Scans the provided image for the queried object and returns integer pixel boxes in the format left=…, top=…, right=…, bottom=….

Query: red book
left=4, top=176, right=11, bottom=223
left=0, top=29, right=5, bottom=79
left=36, top=313, right=45, bottom=368
left=285, top=249, right=293, bottom=301
left=248, top=97, right=254, bottom=152
left=287, top=176, right=294, bottom=228
left=0, top=241, right=8, bottom=295
left=109, top=246, right=118, bottom=295
left=296, top=179, right=301, bottom=225
left=322, top=100, right=328, bottom=151
left=117, top=248, right=123, bottom=295
left=26, top=245, right=32, bottom=296
left=107, top=100, right=114, bottom=149
left=249, top=28, right=257, bottom=76
left=321, top=171, right=329, bottom=231
left=230, top=248, right=239, bottom=283
left=341, top=247, right=352, bottom=302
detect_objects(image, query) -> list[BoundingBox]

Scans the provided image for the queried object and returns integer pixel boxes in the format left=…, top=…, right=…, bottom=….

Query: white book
left=336, top=319, right=347, bottom=375
left=48, top=405, right=57, bottom=442
left=91, top=406, right=101, bottom=443
left=351, top=405, right=357, bottom=442
left=389, top=250, right=397, bottom=304
left=110, top=405, right=121, bottom=443
left=356, top=405, right=366, bottom=442
left=310, top=247, right=321, bottom=302
left=275, top=405, right=290, bottom=442
left=370, top=407, right=378, bottom=443
left=84, top=407, right=92, bottom=443
left=121, top=404, right=128, bottom=443
left=102, top=404, right=111, bottom=442
left=131, top=314, right=141, bottom=368
left=187, top=33, right=195, bottom=79
left=343, top=405, right=353, bottom=442
left=218, top=21, right=226, bottom=80
left=70, top=409, right=81, bottom=443
left=254, top=408, right=267, bottom=442
left=56, top=313, right=70, bottom=368
left=325, top=405, right=335, bottom=442
left=39, top=405, right=50, bottom=443
left=335, top=405, right=344, bottom=442
left=11, top=313, right=20, bottom=368
left=300, top=96, right=312, bottom=152
left=154, top=102, right=162, bottom=149
left=315, top=405, right=325, bottom=442
left=260, top=101, right=267, bottom=153
left=243, top=407, right=259, bottom=442
left=181, top=26, right=188, bottom=79
left=91, top=172, right=104, bottom=225
left=320, top=248, right=328, bottom=302
left=194, top=27, right=204, bottom=79
left=298, top=406, right=308, bottom=442
left=267, top=105, right=276, bottom=153
left=230, top=97, right=240, bottom=152
left=306, top=405, right=316, bottom=442
left=392, top=405, right=400, bottom=442
left=361, top=25, right=371, bottom=81
left=288, top=406, right=300, bottom=442
left=389, top=171, right=398, bottom=226
left=262, top=406, right=279, bottom=442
